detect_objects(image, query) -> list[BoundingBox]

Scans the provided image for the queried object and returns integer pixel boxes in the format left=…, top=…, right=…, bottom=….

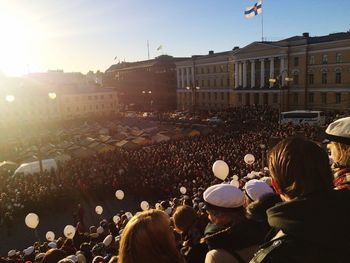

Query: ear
left=271, top=178, right=282, bottom=195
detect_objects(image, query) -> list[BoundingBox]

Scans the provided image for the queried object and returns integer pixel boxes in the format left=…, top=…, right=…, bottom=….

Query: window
left=336, top=93, right=341, bottom=104
left=221, top=92, right=224, bottom=100
left=94, top=95, right=98, bottom=100
left=322, top=54, right=328, bottom=64
left=263, top=93, right=268, bottom=105
left=336, top=53, right=342, bottom=63
left=227, top=78, right=230, bottom=86
left=293, top=93, right=298, bottom=105
left=273, top=94, right=278, bottom=103
left=208, top=92, right=211, bottom=100
left=293, top=72, right=299, bottom=85
left=294, top=57, right=299, bottom=66
left=321, top=93, right=327, bottom=104
left=335, top=71, right=342, bottom=84
left=220, top=79, right=224, bottom=87
left=322, top=72, right=327, bottom=84
left=238, top=94, right=242, bottom=103
left=308, top=73, right=314, bottom=84
left=201, top=80, right=205, bottom=87
left=214, top=92, right=218, bottom=100
left=308, top=93, right=314, bottom=103
left=214, top=79, right=217, bottom=87
left=309, top=56, right=315, bottom=65
left=202, top=93, right=205, bottom=99
left=213, top=66, right=216, bottom=73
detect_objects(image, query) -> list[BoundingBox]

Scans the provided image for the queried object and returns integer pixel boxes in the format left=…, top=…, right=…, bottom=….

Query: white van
left=280, top=110, right=325, bottom=125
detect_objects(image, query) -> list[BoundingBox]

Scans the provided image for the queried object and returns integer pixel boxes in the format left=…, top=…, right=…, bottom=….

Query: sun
left=0, top=11, right=37, bottom=76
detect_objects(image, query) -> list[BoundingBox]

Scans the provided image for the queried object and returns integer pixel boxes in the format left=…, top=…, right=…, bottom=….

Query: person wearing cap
left=250, top=137, right=350, bottom=263
left=202, top=184, right=266, bottom=263
left=325, top=116, right=350, bottom=190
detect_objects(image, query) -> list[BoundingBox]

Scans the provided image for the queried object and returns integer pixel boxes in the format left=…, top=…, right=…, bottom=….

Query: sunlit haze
left=0, top=0, right=348, bottom=76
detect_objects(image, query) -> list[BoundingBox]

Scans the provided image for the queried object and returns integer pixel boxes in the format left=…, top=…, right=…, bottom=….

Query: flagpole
left=147, top=40, right=150, bottom=60
left=261, top=0, right=264, bottom=41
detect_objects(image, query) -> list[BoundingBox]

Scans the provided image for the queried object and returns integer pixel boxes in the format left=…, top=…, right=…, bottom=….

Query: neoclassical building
left=176, top=31, right=350, bottom=113
left=231, top=32, right=350, bottom=112
left=176, top=50, right=234, bottom=111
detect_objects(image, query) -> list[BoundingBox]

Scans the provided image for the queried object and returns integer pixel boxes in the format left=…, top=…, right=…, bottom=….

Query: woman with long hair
left=118, top=209, right=184, bottom=263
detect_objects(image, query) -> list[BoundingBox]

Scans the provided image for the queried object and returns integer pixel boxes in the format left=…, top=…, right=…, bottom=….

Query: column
left=238, top=62, right=243, bottom=87
left=260, top=59, right=265, bottom=88
left=250, top=60, right=255, bottom=88
left=192, top=66, right=195, bottom=85
left=181, top=68, right=185, bottom=89
left=234, top=62, right=239, bottom=88
left=186, top=67, right=190, bottom=87
left=177, top=68, right=181, bottom=89
left=243, top=61, right=247, bottom=88
left=280, top=56, right=286, bottom=86
left=269, top=57, right=275, bottom=87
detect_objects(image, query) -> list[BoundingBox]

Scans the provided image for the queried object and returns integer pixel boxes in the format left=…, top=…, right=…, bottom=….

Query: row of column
left=177, top=66, right=195, bottom=88
left=234, top=57, right=287, bottom=88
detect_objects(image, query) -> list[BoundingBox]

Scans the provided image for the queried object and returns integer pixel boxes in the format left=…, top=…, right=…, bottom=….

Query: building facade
left=231, top=32, right=350, bottom=112
left=104, top=55, right=187, bottom=111
left=176, top=50, right=233, bottom=111
left=0, top=82, right=118, bottom=128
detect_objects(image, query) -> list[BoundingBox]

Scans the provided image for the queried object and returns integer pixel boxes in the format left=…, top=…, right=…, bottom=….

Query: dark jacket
left=250, top=189, right=350, bottom=263
left=205, top=217, right=266, bottom=262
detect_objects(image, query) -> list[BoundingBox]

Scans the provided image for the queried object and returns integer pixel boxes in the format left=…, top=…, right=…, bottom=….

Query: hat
left=325, top=117, right=350, bottom=145
left=203, top=184, right=244, bottom=210
left=8, top=250, right=16, bottom=257
left=244, top=179, right=274, bottom=201
left=67, top=255, right=78, bottom=262
left=23, top=246, right=35, bottom=256
left=48, top=241, right=57, bottom=248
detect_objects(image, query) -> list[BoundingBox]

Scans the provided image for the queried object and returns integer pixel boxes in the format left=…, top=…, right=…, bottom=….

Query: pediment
left=233, top=42, right=287, bottom=60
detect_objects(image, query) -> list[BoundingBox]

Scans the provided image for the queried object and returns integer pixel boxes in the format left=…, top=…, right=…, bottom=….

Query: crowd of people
left=0, top=106, right=349, bottom=262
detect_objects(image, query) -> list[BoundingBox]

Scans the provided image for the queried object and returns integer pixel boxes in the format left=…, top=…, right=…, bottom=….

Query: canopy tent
left=14, top=159, right=58, bottom=175
left=132, top=137, right=152, bottom=146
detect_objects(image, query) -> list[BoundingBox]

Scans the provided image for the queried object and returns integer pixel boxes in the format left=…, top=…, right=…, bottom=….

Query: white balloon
left=155, top=203, right=161, bottom=210
left=113, top=215, right=120, bottom=224
left=46, top=231, right=55, bottom=241
left=103, top=234, right=113, bottom=247
left=140, top=201, right=149, bottom=211
left=115, top=190, right=125, bottom=200
left=230, top=179, right=240, bottom=188
left=179, top=186, right=187, bottom=194
left=263, top=167, right=269, bottom=171
left=64, top=225, right=76, bottom=239
left=95, top=205, right=103, bottom=215
left=212, top=160, right=229, bottom=181
left=25, top=213, right=39, bottom=229
left=244, top=154, right=255, bottom=165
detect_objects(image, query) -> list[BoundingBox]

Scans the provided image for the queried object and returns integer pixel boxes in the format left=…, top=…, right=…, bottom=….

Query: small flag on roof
left=244, top=0, right=262, bottom=19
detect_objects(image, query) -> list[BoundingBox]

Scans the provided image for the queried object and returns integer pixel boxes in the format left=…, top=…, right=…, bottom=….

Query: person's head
left=325, top=116, right=350, bottom=167
left=42, top=249, right=67, bottom=263
left=268, top=137, right=333, bottom=200
left=203, top=184, right=245, bottom=226
left=172, top=205, right=197, bottom=234
left=243, top=179, right=274, bottom=206
left=118, top=209, right=182, bottom=263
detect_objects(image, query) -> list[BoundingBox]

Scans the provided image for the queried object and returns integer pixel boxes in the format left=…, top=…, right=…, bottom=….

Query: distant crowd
left=0, top=106, right=349, bottom=263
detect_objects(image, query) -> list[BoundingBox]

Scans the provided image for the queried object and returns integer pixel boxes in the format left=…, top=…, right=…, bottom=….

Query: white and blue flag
left=244, top=0, right=262, bottom=19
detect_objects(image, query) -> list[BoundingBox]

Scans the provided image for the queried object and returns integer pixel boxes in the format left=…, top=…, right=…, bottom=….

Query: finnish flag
left=244, top=0, right=262, bottom=19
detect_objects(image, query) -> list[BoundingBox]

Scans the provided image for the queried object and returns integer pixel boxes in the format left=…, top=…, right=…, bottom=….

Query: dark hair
left=42, top=249, right=67, bottom=263
left=268, top=137, right=333, bottom=199
left=172, top=205, right=197, bottom=232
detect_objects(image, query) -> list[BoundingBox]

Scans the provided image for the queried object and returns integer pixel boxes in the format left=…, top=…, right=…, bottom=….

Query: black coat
left=250, top=189, right=350, bottom=263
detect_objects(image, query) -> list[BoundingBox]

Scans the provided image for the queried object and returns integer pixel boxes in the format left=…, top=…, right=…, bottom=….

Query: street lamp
left=186, top=86, right=200, bottom=115
left=5, top=95, right=15, bottom=102
left=269, top=70, right=293, bottom=114
left=141, top=90, right=152, bottom=111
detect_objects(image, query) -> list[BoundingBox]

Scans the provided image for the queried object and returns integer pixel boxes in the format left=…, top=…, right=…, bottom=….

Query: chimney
left=302, top=32, right=309, bottom=38
left=232, top=46, right=239, bottom=51
left=208, top=50, right=214, bottom=55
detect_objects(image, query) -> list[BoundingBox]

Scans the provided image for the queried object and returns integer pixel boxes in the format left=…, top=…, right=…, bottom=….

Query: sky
left=0, top=0, right=348, bottom=76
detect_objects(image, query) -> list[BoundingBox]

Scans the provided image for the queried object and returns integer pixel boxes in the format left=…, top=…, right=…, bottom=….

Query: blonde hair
left=332, top=142, right=350, bottom=167
left=118, top=209, right=183, bottom=263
